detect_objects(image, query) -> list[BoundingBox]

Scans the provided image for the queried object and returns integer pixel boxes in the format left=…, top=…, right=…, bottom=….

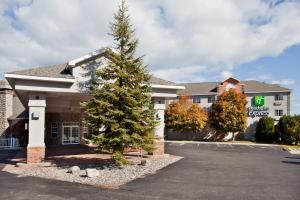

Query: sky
left=0, top=0, right=299, bottom=114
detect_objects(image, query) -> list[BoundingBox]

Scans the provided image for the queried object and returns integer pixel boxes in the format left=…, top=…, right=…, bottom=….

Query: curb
left=165, top=140, right=280, bottom=147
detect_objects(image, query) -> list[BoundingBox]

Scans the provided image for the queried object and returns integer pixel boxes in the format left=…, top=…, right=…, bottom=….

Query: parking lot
left=0, top=142, right=299, bottom=200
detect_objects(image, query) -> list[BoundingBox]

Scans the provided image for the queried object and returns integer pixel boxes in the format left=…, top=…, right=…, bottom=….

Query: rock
left=129, top=160, right=141, bottom=165
left=141, top=160, right=147, bottom=166
left=67, top=166, right=80, bottom=174
left=86, top=168, right=99, bottom=178
left=16, top=162, right=27, bottom=167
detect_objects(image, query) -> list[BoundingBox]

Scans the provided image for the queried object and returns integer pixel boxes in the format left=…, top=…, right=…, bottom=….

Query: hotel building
left=177, top=77, right=291, bottom=139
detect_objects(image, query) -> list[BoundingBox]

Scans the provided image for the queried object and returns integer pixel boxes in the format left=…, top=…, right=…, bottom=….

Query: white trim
left=5, top=74, right=75, bottom=83
left=68, top=48, right=108, bottom=67
left=151, top=84, right=185, bottom=90
left=181, top=93, right=217, bottom=96
left=151, top=93, right=177, bottom=98
left=15, top=85, right=78, bottom=93
left=245, top=91, right=291, bottom=94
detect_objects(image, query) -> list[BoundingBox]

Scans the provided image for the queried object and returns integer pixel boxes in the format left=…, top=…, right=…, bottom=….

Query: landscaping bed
left=8, top=155, right=181, bottom=188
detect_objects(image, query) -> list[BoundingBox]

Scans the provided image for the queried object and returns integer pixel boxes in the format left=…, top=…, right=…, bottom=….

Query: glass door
left=62, top=123, right=80, bottom=144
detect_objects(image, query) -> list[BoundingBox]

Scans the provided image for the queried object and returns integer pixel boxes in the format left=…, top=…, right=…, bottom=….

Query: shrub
left=277, top=116, right=298, bottom=145
left=255, top=116, right=275, bottom=143
left=294, top=115, right=300, bottom=143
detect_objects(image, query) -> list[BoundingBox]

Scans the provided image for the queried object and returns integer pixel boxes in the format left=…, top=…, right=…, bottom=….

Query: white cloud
left=272, top=79, right=295, bottom=86
left=220, top=71, right=234, bottom=80
left=153, top=65, right=208, bottom=83
left=0, top=0, right=300, bottom=83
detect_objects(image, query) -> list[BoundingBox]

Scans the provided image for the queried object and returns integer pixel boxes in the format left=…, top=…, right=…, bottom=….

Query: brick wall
left=0, top=89, right=13, bottom=137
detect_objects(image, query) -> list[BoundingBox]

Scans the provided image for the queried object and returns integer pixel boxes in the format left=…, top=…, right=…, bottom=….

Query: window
left=51, top=122, right=58, bottom=138
left=208, top=96, right=216, bottom=103
left=82, top=126, right=89, bottom=138
left=275, top=109, right=283, bottom=117
left=193, top=96, right=201, bottom=103
left=275, top=94, right=283, bottom=101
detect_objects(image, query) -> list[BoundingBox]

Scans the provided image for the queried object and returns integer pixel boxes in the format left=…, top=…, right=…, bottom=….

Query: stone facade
left=27, top=146, right=45, bottom=163
left=0, top=89, right=13, bottom=138
left=151, top=139, right=165, bottom=155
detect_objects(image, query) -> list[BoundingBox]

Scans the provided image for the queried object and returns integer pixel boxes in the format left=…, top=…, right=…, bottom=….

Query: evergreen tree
left=255, top=116, right=275, bottom=143
left=81, top=0, right=156, bottom=165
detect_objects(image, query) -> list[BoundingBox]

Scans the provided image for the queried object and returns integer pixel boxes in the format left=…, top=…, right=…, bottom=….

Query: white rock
left=86, top=168, right=99, bottom=178
left=67, top=166, right=80, bottom=174
left=129, top=160, right=141, bottom=165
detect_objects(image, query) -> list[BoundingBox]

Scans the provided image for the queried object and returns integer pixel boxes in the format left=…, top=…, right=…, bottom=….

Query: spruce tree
left=81, top=0, right=156, bottom=165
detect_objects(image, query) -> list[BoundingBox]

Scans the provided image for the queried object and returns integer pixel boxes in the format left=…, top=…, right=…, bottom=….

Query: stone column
left=153, top=99, right=165, bottom=155
left=27, top=94, right=46, bottom=163
left=0, top=89, right=13, bottom=137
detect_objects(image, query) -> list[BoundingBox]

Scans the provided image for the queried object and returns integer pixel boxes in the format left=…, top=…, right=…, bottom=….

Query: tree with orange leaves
left=165, top=96, right=208, bottom=131
left=209, top=89, right=247, bottom=141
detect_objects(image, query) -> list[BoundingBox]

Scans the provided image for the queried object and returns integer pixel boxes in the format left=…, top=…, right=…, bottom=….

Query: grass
left=280, top=144, right=300, bottom=150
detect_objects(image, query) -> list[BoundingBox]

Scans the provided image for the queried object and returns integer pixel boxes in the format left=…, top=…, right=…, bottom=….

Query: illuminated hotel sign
left=254, top=96, right=265, bottom=107
left=247, top=96, right=269, bottom=117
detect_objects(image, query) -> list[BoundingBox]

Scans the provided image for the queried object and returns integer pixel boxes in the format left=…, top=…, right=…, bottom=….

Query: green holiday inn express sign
left=254, top=96, right=265, bottom=107
left=247, top=96, right=269, bottom=117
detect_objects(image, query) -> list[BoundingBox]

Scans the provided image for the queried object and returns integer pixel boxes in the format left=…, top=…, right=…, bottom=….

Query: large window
left=275, top=94, right=283, bottom=101
left=208, top=96, right=216, bottom=103
left=193, top=96, right=201, bottom=104
left=275, top=109, right=283, bottom=117
left=51, top=122, right=58, bottom=138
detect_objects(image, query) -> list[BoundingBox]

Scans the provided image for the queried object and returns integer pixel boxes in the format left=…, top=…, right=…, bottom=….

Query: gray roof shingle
left=7, top=64, right=176, bottom=86
left=150, top=76, right=176, bottom=85
left=8, top=63, right=73, bottom=79
left=179, top=80, right=291, bottom=95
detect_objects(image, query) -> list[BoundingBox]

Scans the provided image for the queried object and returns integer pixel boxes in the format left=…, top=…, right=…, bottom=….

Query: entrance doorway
left=62, top=122, right=80, bottom=144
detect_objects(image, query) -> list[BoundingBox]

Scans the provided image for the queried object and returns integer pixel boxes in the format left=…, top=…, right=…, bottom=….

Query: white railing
left=0, top=137, right=20, bottom=149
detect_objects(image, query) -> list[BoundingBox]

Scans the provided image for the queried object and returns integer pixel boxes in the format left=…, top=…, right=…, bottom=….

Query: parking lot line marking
left=248, top=145, right=255, bottom=148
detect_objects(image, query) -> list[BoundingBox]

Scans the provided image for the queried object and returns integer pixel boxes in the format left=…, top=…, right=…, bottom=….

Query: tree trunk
left=232, top=132, right=235, bottom=141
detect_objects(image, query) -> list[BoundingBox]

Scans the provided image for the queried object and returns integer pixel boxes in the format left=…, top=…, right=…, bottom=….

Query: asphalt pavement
left=0, top=143, right=299, bottom=200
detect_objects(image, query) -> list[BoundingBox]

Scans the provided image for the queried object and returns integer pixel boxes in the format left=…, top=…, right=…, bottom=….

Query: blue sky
left=0, top=0, right=299, bottom=114
left=234, top=45, right=300, bottom=114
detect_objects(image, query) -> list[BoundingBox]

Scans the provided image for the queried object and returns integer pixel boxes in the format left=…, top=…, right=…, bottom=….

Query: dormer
left=217, top=77, right=244, bottom=95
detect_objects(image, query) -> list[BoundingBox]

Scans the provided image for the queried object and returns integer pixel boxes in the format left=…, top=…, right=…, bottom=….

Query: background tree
left=81, top=0, right=155, bottom=165
left=209, top=89, right=247, bottom=141
left=165, top=96, right=208, bottom=131
left=186, top=104, right=208, bottom=131
left=277, top=116, right=298, bottom=145
left=255, top=116, right=275, bottom=143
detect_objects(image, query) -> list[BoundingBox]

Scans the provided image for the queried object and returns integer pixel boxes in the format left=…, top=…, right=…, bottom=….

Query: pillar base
left=27, top=146, right=45, bottom=163
left=151, top=139, right=165, bottom=155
